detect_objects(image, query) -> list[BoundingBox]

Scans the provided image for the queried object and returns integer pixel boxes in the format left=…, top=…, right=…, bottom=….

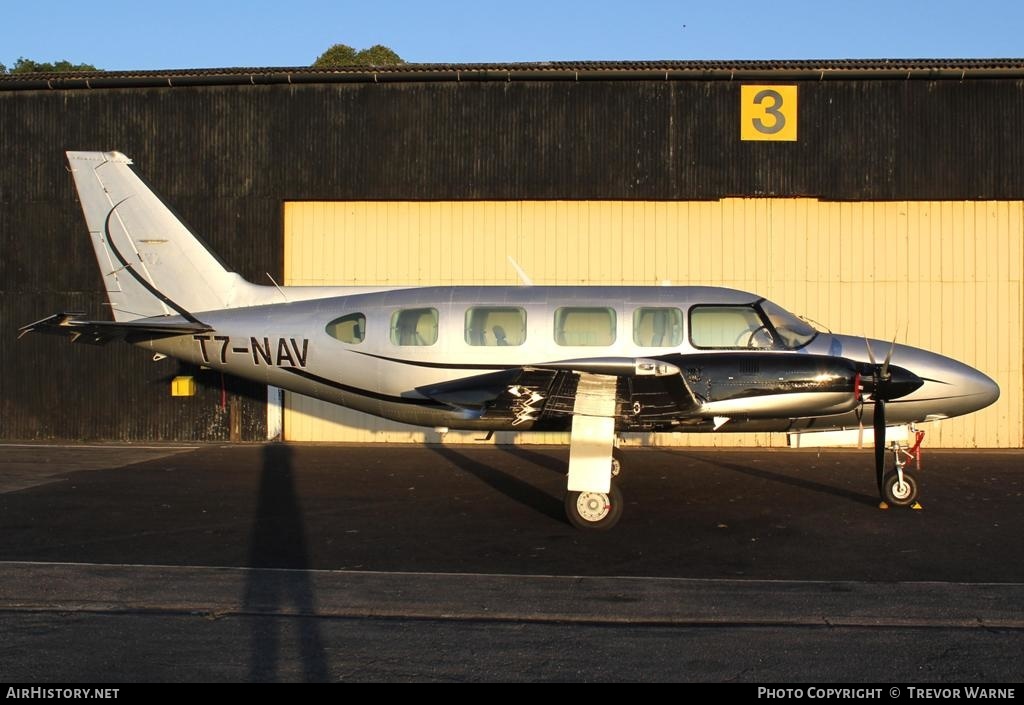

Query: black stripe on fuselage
left=883, top=394, right=979, bottom=404
left=280, top=367, right=445, bottom=408
left=104, top=200, right=202, bottom=324
left=351, top=350, right=515, bottom=370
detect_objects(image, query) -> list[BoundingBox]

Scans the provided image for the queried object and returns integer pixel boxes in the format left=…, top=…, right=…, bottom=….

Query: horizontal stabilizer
left=18, top=312, right=212, bottom=346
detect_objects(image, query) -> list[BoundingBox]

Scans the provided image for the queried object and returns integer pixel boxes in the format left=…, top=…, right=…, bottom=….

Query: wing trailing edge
left=416, top=357, right=701, bottom=427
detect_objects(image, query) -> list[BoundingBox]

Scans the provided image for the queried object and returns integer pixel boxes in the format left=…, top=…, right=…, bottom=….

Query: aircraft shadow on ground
left=428, top=445, right=567, bottom=525
left=496, top=444, right=567, bottom=475
left=679, top=451, right=879, bottom=507
left=244, top=443, right=329, bottom=682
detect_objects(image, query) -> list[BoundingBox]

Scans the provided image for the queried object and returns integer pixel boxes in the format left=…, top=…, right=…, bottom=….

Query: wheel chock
left=911, top=501, right=923, bottom=510
left=878, top=501, right=890, bottom=510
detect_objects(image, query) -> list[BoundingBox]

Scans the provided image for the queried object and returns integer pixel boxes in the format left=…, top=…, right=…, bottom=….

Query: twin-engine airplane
left=21, top=152, right=1000, bottom=530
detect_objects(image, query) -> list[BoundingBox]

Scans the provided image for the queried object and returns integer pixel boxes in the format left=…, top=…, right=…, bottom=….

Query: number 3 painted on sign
left=740, top=85, right=798, bottom=141
left=752, top=89, right=785, bottom=134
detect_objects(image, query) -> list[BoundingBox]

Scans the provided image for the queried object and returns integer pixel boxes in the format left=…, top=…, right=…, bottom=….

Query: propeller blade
left=864, top=337, right=877, bottom=367
left=881, top=333, right=897, bottom=381
left=873, top=399, right=886, bottom=493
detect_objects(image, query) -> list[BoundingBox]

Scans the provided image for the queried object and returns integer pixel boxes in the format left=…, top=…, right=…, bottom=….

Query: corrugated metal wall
left=283, top=199, right=1022, bottom=448
left=3, top=75, right=1023, bottom=440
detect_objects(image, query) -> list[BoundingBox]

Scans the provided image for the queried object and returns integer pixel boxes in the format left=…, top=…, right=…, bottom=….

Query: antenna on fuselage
left=507, top=256, right=534, bottom=286
left=265, top=273, right=289, bottom=302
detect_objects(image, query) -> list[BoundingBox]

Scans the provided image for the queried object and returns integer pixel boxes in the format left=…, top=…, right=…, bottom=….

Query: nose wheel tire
left=565, top=482, right=623, bottom=531
left=882, top=470, right=919, bottom=507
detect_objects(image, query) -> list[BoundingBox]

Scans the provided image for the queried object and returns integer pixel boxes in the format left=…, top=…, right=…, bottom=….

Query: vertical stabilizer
left=67, top=151, right=248, bottom=321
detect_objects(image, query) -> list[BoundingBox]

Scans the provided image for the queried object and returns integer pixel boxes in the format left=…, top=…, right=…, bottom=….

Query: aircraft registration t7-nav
left=21, top=152, right=1000, bottom=530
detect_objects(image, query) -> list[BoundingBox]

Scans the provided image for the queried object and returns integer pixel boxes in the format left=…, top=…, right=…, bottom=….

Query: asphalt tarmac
left=1, top=443, right=1022, bottom=682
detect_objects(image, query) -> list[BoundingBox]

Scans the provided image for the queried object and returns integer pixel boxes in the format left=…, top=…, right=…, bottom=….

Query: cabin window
left=325, top=312, right=366, bottom=344
left=391, top=308, right=439, bottom=346
left=554, top=307, right=616, bottom=346
left=689, top=305, right=774, bottom=349
left=633, top=307, right=683, bottom=347
left=465, top=307, right=526, bottom=346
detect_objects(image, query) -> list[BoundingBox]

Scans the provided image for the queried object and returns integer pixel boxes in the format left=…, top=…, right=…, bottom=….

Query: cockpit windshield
left=759, top=300, right=819, bottom=349
left=689, top=300, right=820, bottom=350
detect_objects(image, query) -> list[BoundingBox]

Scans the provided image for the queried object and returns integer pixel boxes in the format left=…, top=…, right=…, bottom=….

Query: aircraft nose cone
left=963, top=367, right=1001, bottom=412
left=926, top=361, right=1001, bottom=419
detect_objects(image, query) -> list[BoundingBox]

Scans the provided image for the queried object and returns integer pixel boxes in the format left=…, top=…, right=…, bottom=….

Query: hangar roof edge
left=3, top=59, right=1024, bottom=91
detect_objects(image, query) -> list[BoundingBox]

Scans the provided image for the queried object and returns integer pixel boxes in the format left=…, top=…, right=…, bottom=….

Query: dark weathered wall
left=1, top=76, right=1022, bottom=440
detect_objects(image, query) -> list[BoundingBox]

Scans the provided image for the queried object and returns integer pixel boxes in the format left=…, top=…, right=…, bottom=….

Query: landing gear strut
left=563, top=376, right=624, bottom=529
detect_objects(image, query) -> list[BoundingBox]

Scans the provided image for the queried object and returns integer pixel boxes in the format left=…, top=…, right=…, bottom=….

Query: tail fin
left=67, top=151, right=248, bottom=322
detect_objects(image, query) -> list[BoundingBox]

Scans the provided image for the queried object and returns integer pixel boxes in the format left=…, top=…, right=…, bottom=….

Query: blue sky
left=1, top=0, right=1022, bottom=70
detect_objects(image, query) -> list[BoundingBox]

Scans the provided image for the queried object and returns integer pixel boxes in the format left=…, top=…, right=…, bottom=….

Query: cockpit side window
left=391, top=308, right=439, bottom=346
left=689, top=305, right=774, bottom=349
left=325, top=312, right=365, bottom=344
left=633, top=307, right=683, bottom=347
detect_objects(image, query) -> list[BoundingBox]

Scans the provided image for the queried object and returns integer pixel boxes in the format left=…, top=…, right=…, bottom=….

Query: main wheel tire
left=882, top=470, right=919, bottom=507
left=565, top=482, right=624, bottom=531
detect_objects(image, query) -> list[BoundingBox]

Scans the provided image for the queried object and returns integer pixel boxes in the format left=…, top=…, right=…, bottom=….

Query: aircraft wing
left=416, top=357, right=700, bottom=427
left=18, top=312, right=213, bottom=346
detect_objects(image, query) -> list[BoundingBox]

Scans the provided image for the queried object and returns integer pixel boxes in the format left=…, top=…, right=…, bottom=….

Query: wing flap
left=416, top=357, right=701, bottom=427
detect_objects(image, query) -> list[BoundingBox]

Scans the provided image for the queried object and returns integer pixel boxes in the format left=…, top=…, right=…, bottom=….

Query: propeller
left=864, top=335, right=897, bottom=493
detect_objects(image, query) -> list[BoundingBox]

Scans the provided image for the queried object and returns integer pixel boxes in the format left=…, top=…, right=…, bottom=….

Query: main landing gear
left=563, top=373, right=625, bottom=530
left=564, top=454, right=623, bottom=531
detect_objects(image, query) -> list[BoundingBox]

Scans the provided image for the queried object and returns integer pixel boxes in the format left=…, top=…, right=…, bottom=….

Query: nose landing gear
left=878, top=429, right=925, bottom=510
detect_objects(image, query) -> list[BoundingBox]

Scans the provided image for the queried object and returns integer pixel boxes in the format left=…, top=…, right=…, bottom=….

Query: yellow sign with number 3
left=741, top=85, right=798, bottom=141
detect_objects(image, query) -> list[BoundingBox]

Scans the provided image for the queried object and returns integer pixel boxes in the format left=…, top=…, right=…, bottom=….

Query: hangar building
left=1, top=60, right=1021, bottom=447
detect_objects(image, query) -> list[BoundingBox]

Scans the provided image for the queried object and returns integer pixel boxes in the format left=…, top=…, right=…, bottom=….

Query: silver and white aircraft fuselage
left=130, top=286, right=995, bottom=436
left=21, top=151, right=1000, bottom=530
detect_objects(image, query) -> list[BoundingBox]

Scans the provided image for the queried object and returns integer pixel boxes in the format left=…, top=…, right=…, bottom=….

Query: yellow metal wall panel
left=283, top=199, right=1023, bottom=448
